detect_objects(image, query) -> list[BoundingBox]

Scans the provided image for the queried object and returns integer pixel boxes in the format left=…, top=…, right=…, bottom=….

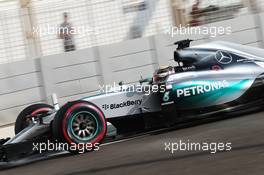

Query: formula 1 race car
left=1, top=39, right=264, bottom=166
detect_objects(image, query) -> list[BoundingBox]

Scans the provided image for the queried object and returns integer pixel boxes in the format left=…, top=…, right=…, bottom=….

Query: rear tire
left=15, top=103, right=54, bottom=134
left=52, top=101, right=107, bottom=153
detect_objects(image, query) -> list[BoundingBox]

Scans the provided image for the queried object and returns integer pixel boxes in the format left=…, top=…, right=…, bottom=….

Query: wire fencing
left=0, top=0, right=262, bottom=64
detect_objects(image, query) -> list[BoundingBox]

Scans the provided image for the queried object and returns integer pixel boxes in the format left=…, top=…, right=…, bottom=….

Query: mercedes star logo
left=215, top=50, right=233, bottom=64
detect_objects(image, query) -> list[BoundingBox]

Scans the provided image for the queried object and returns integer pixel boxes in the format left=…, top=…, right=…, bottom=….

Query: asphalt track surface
left=1, top=111, right=264, bottom=175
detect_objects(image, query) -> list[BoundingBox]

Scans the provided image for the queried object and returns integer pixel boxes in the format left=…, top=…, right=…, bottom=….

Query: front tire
left=15, top=103, right=54, bottom=134
left=52, top=101, right=107, bottom=153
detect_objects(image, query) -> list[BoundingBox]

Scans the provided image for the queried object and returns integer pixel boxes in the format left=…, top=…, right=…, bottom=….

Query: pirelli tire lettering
left=102, top=99, right=143, bottom=110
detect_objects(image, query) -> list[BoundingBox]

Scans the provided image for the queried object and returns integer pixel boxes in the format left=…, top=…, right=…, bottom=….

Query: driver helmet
left=154, top=65, right=174, bottom=82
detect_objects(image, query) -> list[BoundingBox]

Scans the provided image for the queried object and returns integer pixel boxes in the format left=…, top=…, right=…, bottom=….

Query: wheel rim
left=68, top=111, right=99, bottom=142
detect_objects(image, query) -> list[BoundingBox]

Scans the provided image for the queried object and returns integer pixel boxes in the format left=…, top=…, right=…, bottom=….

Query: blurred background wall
left=0, top=0, right=263, bottom=137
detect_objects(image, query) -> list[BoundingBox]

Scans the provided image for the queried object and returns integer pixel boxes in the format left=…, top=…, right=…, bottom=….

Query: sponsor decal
left=236, top=58, right=254, bottom=63
left=175, top=80, right=230, bottom=98
left=170, top=79, right=251, bottom=108
left=182, top=65, right=196, bottom=71
left=102, top=99, right=142, bottom=110
left=215, top=50, right=233, bottom=64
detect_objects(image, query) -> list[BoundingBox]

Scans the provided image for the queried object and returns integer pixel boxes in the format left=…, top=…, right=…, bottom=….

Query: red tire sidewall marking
left=62, top=103, right=107, bottom=147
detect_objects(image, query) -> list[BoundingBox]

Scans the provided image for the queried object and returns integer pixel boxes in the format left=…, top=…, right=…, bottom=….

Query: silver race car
left=1, top=39, right=264, bottom=165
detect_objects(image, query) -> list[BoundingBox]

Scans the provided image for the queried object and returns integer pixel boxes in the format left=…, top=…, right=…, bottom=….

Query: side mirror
left=139, top=78, right=152, bottom=84
left=174, top=51, right=181, bottom=62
